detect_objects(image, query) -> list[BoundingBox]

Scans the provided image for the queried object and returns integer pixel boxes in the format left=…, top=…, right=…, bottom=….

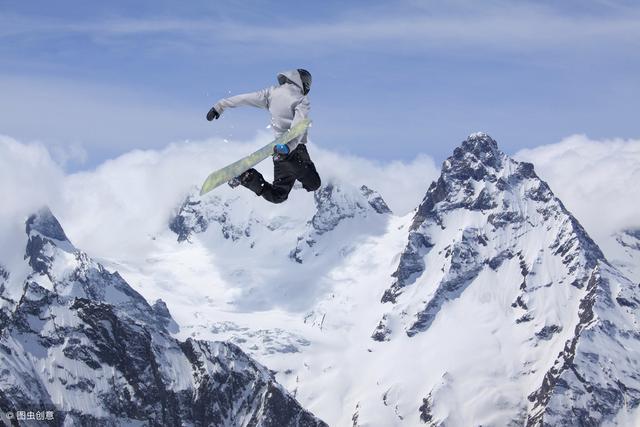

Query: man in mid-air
left=206, top=69, right=321, bottom=204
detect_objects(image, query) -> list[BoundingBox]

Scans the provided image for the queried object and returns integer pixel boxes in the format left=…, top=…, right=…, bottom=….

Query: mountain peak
left=435, top=133, right=505, bottom=189
left=463, top=132, right=499, bottom=153
left=25, top=207, right=70, bottom=242
left=311, top=183, right=391, bottom=234
left=372, top=134, right=640, bottom=424
left=467, top=131, right=496, bottom=143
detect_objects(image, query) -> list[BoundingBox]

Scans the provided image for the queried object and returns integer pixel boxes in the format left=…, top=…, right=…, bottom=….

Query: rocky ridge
left=0, top=208, right=326, bottom=426
left=375, top=133, right=640, bottom=425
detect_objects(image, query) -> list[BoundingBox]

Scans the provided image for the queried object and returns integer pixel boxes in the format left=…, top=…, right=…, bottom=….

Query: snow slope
left=602, top=228, right=640, bottom=284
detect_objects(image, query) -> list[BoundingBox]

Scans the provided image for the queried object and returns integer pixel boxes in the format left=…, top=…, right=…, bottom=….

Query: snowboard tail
left=199, top=119, right=311, bottom=196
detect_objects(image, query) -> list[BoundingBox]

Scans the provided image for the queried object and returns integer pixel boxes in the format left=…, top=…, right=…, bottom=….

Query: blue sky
left=1, top=0, right=639, bottom=170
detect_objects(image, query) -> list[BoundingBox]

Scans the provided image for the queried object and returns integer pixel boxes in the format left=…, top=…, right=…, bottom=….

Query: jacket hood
left=277, top=70, right=304, bottom=91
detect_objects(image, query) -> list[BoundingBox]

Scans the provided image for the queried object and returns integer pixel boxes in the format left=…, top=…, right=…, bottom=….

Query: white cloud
left=0, top=133, right=438, bottom=262
left=0, top=135, right=63, bottom=221
left=56, top=138, right=437, bottom=256
left=3, top=131, right=639, bottom=277
left=311, top=147, right=438, bottom=215
left=0, top=135, right=64, bottom=268
left=515, top=135, right=640, bottom=243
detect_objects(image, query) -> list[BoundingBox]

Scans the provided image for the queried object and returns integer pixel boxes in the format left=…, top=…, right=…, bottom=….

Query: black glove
left=206, top=106, right=220, bottom=121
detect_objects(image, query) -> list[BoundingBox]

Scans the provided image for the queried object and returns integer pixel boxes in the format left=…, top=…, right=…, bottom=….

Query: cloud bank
left=515, top=135, right=640, bottom=243
left=3, top=132, right=638, bottom=266
left=0, top=136, right=64, bottom=268
left=0, top=133, right=438, bottom=262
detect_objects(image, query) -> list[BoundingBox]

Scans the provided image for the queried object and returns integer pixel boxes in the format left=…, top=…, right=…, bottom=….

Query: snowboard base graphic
left=199, top=119, right=311, bottom=196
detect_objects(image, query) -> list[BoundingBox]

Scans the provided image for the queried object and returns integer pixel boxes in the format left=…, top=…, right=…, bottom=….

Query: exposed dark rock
left=516, top=313, right=533, bottom=324
left=516, top=161, right=536, bottom=179
left=470, top=188, right=498, bottom=211
left=24, top=234, right=55, bottom=276
left=371, top=315, right=391, bottom=342
left=25, top=207, right=69, bottom=242
left=549, top=207, right=604, bottom=271
left=535, top=325, right=562, bottom=341
left=488, top=249, right=515, bottom=270
left=294, top=182, right=391, bottom=263
left=170, top=192, right=247, bottom=242
left=419, top=392, right=435, bottom=425
left=411, top=177, right=448, bottom=231
left=351, top=402, right=360, bottom=427
left=382, top=232, right=433, bottom=303
left=407, top=229, right=483, bottom=336
left=526, top=181, right=553, bottom=203
left=616, top=296, right=637, bottom=308
left=360, top=185, right=392, bottom=214
left=311, top=183, right=389, bottom=234
left=511, top=295, right=528, bottom=310
left=488, top=211, right=524, bottom=229
left=0, top=265, right=12, bottom=332
left=526, top=271, right=640, bottom=426
left=289, top=239, right=304, bottom=264
left=152, top=298, right=171, bottom=319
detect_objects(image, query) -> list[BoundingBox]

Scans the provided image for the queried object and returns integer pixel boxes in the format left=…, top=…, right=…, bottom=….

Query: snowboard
left=199, top=118, right=311, bottom=196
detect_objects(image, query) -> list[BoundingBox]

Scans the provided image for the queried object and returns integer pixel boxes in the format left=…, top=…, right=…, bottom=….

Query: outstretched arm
left=210, top=88, right=270, bottom=118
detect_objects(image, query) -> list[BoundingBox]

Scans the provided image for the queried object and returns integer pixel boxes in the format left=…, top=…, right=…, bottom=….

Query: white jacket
left=214, top=70, right=310, bottom=150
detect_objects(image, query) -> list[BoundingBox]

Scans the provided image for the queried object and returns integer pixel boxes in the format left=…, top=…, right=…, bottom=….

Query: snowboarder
left=206, top=69, right=321, bottom=204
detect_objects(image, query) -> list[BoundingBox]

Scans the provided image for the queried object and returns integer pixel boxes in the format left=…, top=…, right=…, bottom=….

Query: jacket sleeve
left=286, top=96, right=310, bottom=151
left=214, top=87, right=271, bottom=114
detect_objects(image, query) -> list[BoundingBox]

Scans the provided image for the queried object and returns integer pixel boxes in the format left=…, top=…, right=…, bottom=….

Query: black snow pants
left=241, top=144, right=321, bottom=204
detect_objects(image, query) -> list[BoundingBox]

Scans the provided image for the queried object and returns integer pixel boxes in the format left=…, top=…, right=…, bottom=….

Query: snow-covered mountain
left=372, top=133, right=640, bottom=425
left=9, top=133, right=637, bottom=426
left=0, top=208, right=327, bottom=426
left=138, top=133, right=640, bottom=426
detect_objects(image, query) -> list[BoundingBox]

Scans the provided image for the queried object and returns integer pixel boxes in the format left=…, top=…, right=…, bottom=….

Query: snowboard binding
left=228, top=169, right=260, bottom=189
left=227, top=177, right=242, bottom=188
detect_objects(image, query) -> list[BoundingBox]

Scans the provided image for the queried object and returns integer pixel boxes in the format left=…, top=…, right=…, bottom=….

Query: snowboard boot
left=228, top=169, right=256, bottom=189
left=229, top=168, right=265, bottom=195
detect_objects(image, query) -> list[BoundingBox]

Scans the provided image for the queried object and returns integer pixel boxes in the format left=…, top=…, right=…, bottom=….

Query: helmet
left=297, top=69, right=312, bottom=95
